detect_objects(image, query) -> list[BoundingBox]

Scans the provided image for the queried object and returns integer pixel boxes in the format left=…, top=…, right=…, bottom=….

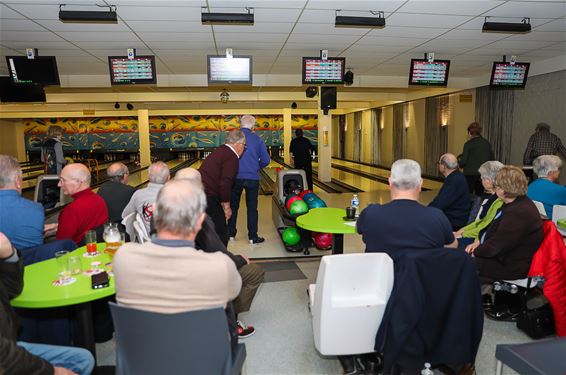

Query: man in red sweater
left=199, top=130, right=246, bottom=246
left=53, top=163, right=108, bottom=244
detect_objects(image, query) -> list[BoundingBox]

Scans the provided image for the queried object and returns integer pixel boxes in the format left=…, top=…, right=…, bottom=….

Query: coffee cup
left=346, top=206, right=356, bottom=220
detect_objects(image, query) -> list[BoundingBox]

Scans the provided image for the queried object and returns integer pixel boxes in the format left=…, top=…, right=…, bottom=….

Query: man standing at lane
left=228, top=115, right=270, bottom=244
left=429, top=153, right=471, bottom=231
left=290, top=128, right=315, bottom=191
left=200, top=130, right=247, bottom=246
left=357, top=159, right=457, bottom=255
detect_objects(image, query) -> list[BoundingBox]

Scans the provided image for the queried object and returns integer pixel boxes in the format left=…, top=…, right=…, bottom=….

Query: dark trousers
left=228, top=179, right=260, bottom=240
left=206, top=195, right=229, bottom=247
left=465, top=174, right=484, bottom=196
left=296, top=162, right=313, bottom=191
left=233, top=263, right=265, bottom=315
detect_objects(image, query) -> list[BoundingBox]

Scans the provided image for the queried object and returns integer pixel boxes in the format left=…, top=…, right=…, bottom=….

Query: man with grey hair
left=429, top=153, right=471, bottom=230
left=523, top=123, right=566, bottom=165
left=113, top=179, right=241, bottom=315
left=0, top=155, right=44, bottom=249
left=55, top=163, right=108, bottom=244
left=98, top=162, right=135, bottom=231
left=228, top=115, right=270, bottom=244
left=122, top=161, right=170, bottom=234
left=357, top=159, right=456, bottom=256
left=200, top=130, right=247, bottom=246
left=527, top=155, right=566, bottom=218
left=175, top=167, right=264, bottom=338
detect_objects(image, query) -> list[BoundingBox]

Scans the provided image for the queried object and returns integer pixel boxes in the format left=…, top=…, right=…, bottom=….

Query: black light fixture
left=114, top=102, right=120, bottom=109
left=344, top=69, right=354, bottom=86
left=59, top=4, right=118, bottom=24
left=482, top=17, right=531, bottom=33
left=126, top=103, right=134, bottom=110
left=201, top=7, right=254, bottom=25
left=305, top=86, right=318, bottom=98
left=291, top=102, right=298, bottom=109
left=335, top=10, right=385, bottom=28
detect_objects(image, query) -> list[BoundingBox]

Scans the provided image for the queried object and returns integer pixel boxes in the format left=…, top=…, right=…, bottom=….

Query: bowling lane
left=125, top=159, right=187, bottom=187
left=312, top=161, right=391, bottom=194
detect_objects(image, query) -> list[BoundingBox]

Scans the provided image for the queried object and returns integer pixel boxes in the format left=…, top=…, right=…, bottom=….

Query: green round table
left=295, top=207, right=357, bottom=254
left=11, top=243, right=114, bottom=360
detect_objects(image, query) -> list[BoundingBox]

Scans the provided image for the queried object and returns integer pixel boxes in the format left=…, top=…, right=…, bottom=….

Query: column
left=137, top=109, right=151, bottom=167
left=283, top=108, right=292, bottom=165
left=317, top=109, right=332, bottom=182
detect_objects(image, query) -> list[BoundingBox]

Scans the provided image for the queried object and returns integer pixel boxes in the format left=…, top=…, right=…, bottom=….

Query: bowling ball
left=303, top=194, right=319, bottom=205
left=284, top=179, right=300, bottom=194
left=312, top=232, right=333, bottom=250
left=289, top=200, right=309, bottom=216
left=302, top=192, right=316, bottom=201
left=299, top=189, right=313, bottom=198
left=282, top=227, right=301, bottom=246
left=308, top=198, right=327, bottom=209
left=285, top=196, right=302, bottom=210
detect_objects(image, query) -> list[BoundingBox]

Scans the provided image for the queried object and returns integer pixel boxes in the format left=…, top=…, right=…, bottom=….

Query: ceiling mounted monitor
left=5, top=56, right=60, bottom=86
left=490, top=61, right=530, bottom=88
left=408, top=58, right=450, bottom=87
left=207, top=55, right=253, bottom=85
left=108, top=55, right=157, bottom=85
left=0, top=76, right=46, bottom=102
left=302, top=57, right=346, bottom=85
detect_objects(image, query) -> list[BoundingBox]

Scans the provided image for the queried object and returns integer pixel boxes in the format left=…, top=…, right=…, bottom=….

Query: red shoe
left=236, top=320, right=255, bottom=338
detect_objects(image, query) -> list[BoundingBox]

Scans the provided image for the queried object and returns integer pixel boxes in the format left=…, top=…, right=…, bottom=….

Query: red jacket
left=56, top=188, right=108, bottom=244
left=528, top=220, right=566, bottom=336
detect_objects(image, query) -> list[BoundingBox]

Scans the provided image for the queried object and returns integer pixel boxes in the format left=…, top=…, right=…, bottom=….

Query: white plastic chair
left=132, top=214, right=150, bottom=243
left=309, top=253, right=394, bottom=356
left=551, top=204, right=566, bottom=236
left=532, top=200, right=548, bottom=219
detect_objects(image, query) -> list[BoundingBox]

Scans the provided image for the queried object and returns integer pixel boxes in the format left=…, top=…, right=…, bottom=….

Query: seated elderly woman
left=455, top=161, right=504, bottom=247
left=527, top=155, right=566, bottom=218
left=465, top=166, right=544, bottom=284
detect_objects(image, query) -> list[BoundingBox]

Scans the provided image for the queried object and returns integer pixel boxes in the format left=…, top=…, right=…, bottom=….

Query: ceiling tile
left=214, top=32, right=288, bottom=43
left=144, top=41, right=213, bottom=50
left=137, top=32, right=214, bottom=42
left=213, top=22, right=294, bottom=34
left=367, top=26, right=450, bottom=38
left=0, top=4, right=26, bottom=19
left=251, top=7, right=303, bottom=23
left=208, top=0, right=306, bottom=8
left=486, top=1, right=566, bottom=18
left=533, top=18, right=566, bottom=32
left=292, top=23, right=368, bottom=36
left=2, top=41, right=77, bottom=50
left=438, top=29, right=509, bottom=41
left=35, top=19, right=130, bottom=33
left=4, top=3, right=60, bottom=19
left=306, top=1, right=404, bottom=12
left=387, top=13, right=474, bottom=28
left=56, top=31, right=140, bottom=42
left=396, top=1, right=505, bottom=16
left=126, top=20, right=204, bottom=33
left=0, top=19, right=45, bottom=31
left=485, top=39, right=559, bottom=49
left=355, top=36, right=430, bottom=47
left=0, top=31, right=63, bottom=42
left=507, top=31, right=566, bottom=42
left=117, top=5, right=200, bottom=21
left=287, top=34, right=359, bottom=44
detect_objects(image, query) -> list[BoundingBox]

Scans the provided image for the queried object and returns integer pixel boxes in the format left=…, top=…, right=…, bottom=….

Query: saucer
left=342, top=216, right=356, bottom=222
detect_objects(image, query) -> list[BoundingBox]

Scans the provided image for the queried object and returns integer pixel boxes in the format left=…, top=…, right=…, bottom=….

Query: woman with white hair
left=527, top=155, right=566, bottom=218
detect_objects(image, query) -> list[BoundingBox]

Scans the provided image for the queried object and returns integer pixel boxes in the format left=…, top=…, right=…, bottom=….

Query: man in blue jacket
left=429, top=153, right=471, bottom=230
left=228, top=115, right=271, bottom=244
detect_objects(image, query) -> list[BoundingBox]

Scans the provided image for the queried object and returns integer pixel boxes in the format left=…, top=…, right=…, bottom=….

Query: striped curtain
left=424, top=96, right=448, bottom=177
left=371, top=108, right=382, bottom=165
left=392, top=104, right=405, bottom=161
left=353, top=112, right=362, bottom=161
left=475, top=86, right=514, bottom=164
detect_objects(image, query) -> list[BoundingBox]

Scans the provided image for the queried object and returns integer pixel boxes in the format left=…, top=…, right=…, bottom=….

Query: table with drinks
left=11, top=225, right=124, bottom=360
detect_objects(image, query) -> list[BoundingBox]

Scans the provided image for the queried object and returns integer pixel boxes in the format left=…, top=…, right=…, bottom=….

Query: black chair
left=109, top=303, right=246, bottom=375
left=495, top=338, right=566, bottom=375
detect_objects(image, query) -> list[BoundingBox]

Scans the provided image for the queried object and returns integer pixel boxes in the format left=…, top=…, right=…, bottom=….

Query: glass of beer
left=55, top=250, right=71, bottom=281
left=103, top=223, right=122, bottom=260
left=85, top=230, right=97, bottom=254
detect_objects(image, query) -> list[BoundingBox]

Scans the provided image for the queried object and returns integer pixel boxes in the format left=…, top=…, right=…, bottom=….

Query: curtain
left=353, top=112, right=362, bottom=161
left=475, top=86, right=515, bottom=164
left=424, top=96, right=448, bottom=177
left=371, top=108, right=382, bottom=165
left=393, top=104, right=405, bottom=161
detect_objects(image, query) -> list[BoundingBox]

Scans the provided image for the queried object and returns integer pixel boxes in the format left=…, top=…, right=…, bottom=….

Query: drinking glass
left=103, top=223, right=122, bottom=260
left=85, top=230, right=97, bottom=254
left=68, top=255, right=82, bottom=275
left=55, top=250, right=70, bottom=281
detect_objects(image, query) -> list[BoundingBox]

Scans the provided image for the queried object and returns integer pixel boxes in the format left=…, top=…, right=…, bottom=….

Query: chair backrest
left=551, top=204, right=566, bottom=223
left=109, top=303, right=235, bottom=375
left=312, top=253, right=394, bottom=356
left=466, top=195, right=482, bottom=224
left=34, top=175, right=70, bottom=209
left=132, top=214, right=150, bottom=243
left=532, top=200, right=548, bottom=219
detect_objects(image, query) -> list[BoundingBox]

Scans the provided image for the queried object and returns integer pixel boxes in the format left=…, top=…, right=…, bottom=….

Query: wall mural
left=24, top=115, right=318, bottom=151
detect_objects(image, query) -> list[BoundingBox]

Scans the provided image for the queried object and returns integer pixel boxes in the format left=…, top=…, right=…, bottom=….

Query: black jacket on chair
left=375, top=247, right=484, bottom=372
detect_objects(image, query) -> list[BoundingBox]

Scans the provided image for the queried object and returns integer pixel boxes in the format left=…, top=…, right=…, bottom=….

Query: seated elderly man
left=357, top=159, right=457, bottom=255
left=113, top=179, right=241, bottom=315
left=429, top=153, right=471, bottom=230
left=122, top=161, right=169, bottom=234
left=527, top=155, right=566, bottom=218
left=0, top=155, right=44, bottom=250
left=54, top=163, right=108, bottom=244
left=465, top=166, right=544, bottom=284
left=98, top=162, right=135, bottom=230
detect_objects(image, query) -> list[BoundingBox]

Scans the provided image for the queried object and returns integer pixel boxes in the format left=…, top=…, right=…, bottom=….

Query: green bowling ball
left=285, top=195, right=302, bottom=210
left=308, top=197, right=327, bottom=209
left=289, top=200, right=309, bottom=216
left=282, top=227, right=301, bottom=246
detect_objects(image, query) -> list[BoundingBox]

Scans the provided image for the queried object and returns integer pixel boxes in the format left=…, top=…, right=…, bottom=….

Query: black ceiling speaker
left=59, top=5, right=117, bottom=24
left=335, top=15, right=385, bottom=28
left=482, top=17, right=531, bottom=33
left=291, top=102, right=298, bottom=109
left=305, top=86, right=318, bottom=98
left=344, top=70, right=354, bottom=86
left=320, top=86, right=337, bottom=113
left=202, top=11, right=254, bottom=25
left=126, top=103, right=134, bottom=110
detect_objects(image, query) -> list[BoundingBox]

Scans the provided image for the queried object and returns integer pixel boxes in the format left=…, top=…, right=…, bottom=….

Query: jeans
left=17, top=341, right=94, bottom=375
left=228, top=179, right=260, bottom=240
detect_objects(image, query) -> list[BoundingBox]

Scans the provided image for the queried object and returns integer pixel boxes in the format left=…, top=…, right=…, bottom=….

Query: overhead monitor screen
left=408, top=59, right=450, bottom=86
left=108, top=55, right=157, bottom=85
left=302, top=57, right=345, bottom=85
left=207, top=55, right=253, bottom=84
left=5, top=56, right=60, bottom=85
left=489, top=61, right=530, bottom=88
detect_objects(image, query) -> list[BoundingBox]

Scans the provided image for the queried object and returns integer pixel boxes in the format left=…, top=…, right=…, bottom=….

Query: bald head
left=59, top=163, right=91, bottom=195
left=107, top=162, right=129, bottom=184
left=439, top=153, right=459, bottom=177
left=174, top=167, right=202, bottom=185
left=148, top=161, right=170, bottom=184
left=240, top=115, right=256, bottom=129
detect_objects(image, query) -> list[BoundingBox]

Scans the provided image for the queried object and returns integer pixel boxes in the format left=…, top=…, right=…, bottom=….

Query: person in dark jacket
left=465, top=166, right=544, bottom=283
left=0, top=232, right=94, bottom=375
left=429, top=153, right=471, bottom=230
left=97, top=162, right=135, bottom=234
left=458, top=122, right=493, bottom=196
left=290, top=129, right=316, bottom=191
left=41, top=125, right=67, bottom=175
